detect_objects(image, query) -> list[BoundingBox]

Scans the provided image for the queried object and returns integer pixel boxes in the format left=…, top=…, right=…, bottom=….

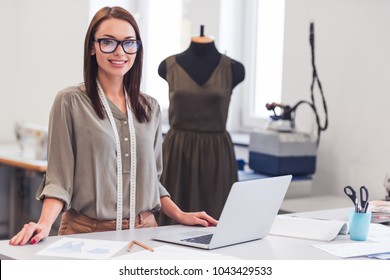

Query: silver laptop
left=153, top=175, right=292, bottom=250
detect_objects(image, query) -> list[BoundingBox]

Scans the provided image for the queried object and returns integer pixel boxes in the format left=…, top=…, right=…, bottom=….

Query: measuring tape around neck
left=97, top=81, right=137, bottom=231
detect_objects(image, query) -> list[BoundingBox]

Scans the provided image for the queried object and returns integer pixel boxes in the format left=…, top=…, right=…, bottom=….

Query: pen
left=128, top=240, right=154, bottom=252
left=355, top=197, right=359, bottom=213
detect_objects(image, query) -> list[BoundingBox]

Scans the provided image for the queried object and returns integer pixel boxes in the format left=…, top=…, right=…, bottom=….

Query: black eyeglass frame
left=94, top=38, right=142, bottom=54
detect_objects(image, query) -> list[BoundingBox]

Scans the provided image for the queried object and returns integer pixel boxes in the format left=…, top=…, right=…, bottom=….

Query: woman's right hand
left=9, top=197, right=64, bottom=246
left=9, top=221, right=51, bottom=246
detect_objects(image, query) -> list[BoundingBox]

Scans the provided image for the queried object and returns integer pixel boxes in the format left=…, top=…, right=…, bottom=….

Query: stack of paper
left=369, top=200, right=390, bottom=223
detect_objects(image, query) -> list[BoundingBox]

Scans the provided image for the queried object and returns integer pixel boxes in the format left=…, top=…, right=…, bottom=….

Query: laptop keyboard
left=181, top=234, right=214, bottom=245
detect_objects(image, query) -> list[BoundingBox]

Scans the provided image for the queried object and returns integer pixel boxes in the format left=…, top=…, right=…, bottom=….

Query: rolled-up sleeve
left=36, top=90, right=75, bottom=210
left=153, top=103, right=170, bottom=198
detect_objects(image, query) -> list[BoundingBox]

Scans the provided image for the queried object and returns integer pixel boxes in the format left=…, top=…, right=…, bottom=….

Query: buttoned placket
left=119, top=119, right=131, bottom=173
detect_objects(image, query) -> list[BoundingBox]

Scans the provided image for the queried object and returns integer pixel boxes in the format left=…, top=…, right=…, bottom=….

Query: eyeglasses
left=94, top=38, right=141, bottom=54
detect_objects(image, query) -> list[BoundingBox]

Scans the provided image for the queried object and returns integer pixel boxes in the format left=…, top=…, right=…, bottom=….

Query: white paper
left=269, top=215, right=349, bottom=241
left=36, top=237, right=128, bottom=259
left=366, top=253, right=390, bottom=259
left=367, top=223, right=390, bottom=242
left=111, top=245, right=239, bottom=260
left=312, top=242, right=390, bottom=258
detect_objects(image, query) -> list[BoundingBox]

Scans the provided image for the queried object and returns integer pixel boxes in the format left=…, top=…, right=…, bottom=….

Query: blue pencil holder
left=348, top=209, right=371, bottom=241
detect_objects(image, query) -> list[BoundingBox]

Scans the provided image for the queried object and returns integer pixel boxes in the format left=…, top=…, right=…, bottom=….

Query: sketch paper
left=36, top=237, right=128, bottom=259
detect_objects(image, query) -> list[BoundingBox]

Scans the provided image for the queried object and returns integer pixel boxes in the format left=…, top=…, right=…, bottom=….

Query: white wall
left=282, top=0, right=390, bottom=200
left=0, top=0, right=88, bottom=142
left=0, top=0, right=16, bottom=141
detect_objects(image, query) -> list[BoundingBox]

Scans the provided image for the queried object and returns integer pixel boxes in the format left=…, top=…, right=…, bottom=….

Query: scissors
left=344, top=186, right=358, bottom=212
left=343, top=186, right=369, bottom=213
left=359, top=186, right=369, bottom=212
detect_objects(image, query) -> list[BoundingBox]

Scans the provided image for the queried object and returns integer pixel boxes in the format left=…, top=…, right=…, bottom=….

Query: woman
left=9, top=6, right=216, bottom=246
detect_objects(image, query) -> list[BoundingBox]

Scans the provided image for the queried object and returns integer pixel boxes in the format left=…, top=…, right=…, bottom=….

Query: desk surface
left=0, top=144, right=47, bottom=172
left=0, top=208, right=352, bottom=260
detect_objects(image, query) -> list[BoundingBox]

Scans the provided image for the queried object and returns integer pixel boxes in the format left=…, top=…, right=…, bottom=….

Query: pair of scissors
left=343, top=186, right=369, bottom=213
left=359, top=186, right=369, bottom=213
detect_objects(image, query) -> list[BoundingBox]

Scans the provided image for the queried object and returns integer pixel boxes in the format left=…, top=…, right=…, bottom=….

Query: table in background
left=0, top=145, right=47, bottom=238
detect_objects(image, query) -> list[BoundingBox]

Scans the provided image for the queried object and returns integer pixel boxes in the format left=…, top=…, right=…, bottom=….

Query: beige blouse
left=36, top=84, right=169, bottom=220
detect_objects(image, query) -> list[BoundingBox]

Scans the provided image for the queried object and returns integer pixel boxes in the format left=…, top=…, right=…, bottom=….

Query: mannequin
left=158, top=32, right=245, bottom=88
left=158, top=26, right=245, bottom=225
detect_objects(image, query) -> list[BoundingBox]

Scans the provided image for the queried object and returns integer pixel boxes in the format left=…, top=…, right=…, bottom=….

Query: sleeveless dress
left=159, top=54, right=238, bottom=225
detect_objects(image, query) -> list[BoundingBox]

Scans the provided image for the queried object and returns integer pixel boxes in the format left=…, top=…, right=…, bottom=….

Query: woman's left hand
left=176, top=211, right=218, bottom=227
left=160, top=196, right=218, bottom=227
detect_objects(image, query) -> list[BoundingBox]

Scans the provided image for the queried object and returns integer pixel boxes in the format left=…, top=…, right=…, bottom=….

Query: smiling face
left=93, top=18, right=137, bottom=82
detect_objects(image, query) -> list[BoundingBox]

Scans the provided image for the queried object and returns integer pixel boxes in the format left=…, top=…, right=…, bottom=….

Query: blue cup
left=348, top=209, right=371, bottom=241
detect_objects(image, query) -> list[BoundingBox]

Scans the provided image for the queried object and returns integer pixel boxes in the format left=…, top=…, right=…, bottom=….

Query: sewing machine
left=14, top=122, right=48, bottom=160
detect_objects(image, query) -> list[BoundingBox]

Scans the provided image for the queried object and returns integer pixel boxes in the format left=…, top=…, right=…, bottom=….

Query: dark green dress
left=159, top=54, right=238, bottom=225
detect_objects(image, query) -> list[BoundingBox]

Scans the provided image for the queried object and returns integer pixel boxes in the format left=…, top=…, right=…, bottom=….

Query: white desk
left=0, top=208, right=353, bottom=260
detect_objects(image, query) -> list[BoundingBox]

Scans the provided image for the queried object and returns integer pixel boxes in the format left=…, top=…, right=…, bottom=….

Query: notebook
left=153, top=175, right=292, bottom=250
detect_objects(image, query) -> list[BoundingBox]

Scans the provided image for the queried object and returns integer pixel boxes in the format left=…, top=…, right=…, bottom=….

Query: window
left=241, top=0, right=285, bottom=129
left=140, top=0, right=183, bottom=110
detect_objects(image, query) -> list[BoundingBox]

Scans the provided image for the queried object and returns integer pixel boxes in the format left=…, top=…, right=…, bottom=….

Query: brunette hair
left=83, top=6, right=151, bottom=122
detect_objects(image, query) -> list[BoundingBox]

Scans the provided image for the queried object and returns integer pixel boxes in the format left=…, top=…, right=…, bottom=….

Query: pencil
left=127, top=241, right=135, bottom=252
left=133, top=240, right=154, bottom=252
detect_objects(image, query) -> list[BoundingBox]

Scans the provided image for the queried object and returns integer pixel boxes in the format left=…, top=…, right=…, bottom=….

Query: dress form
left=158, top=26, right=245, bottom=88
left=157, top=26, right=245, bottom=225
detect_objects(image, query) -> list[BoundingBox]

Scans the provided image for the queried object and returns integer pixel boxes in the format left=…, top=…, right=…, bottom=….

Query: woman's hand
left=9, top=222, right=51, bottom=246
left=175, top=210, right=218, bottom=227
left=9, top=197, right=64, bottom=246
left=160, top=196, right=218, bottom=227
